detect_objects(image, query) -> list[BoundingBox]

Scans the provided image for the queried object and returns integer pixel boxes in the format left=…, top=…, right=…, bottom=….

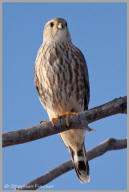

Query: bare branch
left=2, top=96, right=127, bottom=147
left=17, top=137, right=127, bottom=190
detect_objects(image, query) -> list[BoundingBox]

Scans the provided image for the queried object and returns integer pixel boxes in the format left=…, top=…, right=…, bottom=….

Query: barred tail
left=69, top=145, right=90, bottom=183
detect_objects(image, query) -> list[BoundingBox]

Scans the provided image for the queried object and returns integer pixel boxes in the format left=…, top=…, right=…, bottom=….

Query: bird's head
left=43, top=18, right=71, bottom=43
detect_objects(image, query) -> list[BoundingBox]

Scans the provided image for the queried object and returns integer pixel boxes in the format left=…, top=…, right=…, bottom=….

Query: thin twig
left=17, top=137, right=127, bottom=190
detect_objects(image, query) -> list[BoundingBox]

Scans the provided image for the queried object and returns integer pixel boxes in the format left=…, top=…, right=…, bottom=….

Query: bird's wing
left=75, top=47, right=90, bottom=110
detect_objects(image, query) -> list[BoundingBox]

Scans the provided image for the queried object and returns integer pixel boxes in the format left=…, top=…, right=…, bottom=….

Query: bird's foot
left=40, top=119, right=57, bottom=127
left=51, top=112, right=78, bottom=127
left=60, top=112, right=79, bottom=127
left=40, top=120, right=49, bottom=124
left=51, top=116, right=60, bottom=127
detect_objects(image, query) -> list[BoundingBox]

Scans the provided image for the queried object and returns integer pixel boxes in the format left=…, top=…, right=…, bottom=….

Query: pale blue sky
left=2, top=2, right=127, bottom=190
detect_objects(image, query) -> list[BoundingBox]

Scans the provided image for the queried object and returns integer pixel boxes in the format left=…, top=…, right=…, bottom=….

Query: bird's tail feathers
left=69, top=145, right=90, bottom=183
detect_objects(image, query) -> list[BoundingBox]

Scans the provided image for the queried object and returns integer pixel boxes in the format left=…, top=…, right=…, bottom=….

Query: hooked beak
left=57, top=23, right=64, bottom=29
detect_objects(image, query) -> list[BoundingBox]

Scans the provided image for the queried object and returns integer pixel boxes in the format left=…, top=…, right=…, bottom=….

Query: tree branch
left=2, top=96, right=127, bottom=147
left=17, top=137, right=127, bottom=190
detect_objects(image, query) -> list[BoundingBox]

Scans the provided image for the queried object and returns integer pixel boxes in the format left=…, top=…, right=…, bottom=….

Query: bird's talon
left=51, top=112, right=78, bottom=127
left=40, top=120, right=49, bottom=124
left=51, top=120, right=55, bottom=127
left=60, top=112, right=78, bottom=127
left=51, top=116, right=59, bottom=127
left=66, top=115, right=70, bottom=127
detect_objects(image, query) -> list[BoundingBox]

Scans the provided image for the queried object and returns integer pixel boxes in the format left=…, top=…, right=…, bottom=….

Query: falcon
left=34, top=18, right=90, bottom=183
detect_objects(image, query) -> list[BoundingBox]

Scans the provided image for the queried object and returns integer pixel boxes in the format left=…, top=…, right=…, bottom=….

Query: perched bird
left=34, top=18, right=90, bottom=183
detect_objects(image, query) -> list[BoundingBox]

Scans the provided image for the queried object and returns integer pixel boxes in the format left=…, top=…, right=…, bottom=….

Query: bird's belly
left=39, top=63, right=85, bottom=119
left=41, top=79, right=83, bottom=119
left=44, top=85, right=81, bottom=118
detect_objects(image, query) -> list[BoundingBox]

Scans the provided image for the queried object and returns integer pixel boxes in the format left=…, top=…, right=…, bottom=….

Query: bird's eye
left=65, top=22, right=67, bottom=27
left=50, top=22, right=54, bottom=27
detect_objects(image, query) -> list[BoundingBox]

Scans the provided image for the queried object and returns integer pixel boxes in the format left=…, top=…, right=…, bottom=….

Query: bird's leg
left=40, top=116, right=60, bottom=127
left=59, top=112, right=79, bottom=127
left=41, top=112, right=78, bottom=127
left=51, top=116, right=59, bottom=127
left=51, top=112, right=78, bottom=127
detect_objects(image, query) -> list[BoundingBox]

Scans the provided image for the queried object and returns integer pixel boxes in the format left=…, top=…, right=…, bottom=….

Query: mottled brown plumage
left=34, top=18, right=90, bottom=183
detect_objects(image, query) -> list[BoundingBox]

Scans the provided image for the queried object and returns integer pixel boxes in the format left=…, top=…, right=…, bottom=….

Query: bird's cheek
left=54, top=30, right=59, bottom=39
left=50, top=29, right=56, bottom=39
